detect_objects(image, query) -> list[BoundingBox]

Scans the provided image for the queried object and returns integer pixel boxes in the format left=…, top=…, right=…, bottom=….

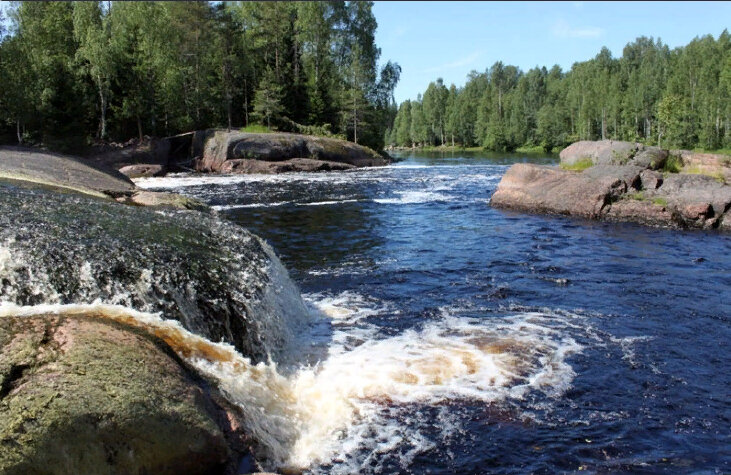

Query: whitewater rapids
left=0, top=296, right=582, bottom=473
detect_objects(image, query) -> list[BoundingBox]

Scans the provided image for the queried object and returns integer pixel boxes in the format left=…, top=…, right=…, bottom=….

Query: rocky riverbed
left=491, top=140, right=731, bottom=231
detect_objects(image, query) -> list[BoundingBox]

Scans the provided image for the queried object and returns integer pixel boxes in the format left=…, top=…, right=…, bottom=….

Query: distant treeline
left=0, top=1, right=400, bottom=151
left=388, top=32, right=731, bottom=152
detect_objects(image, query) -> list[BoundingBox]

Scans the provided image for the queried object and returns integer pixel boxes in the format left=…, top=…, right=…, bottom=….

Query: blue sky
left=373, top=1, right=731, bottom=104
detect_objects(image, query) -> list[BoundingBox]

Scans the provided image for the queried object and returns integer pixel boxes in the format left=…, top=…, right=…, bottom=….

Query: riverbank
left=389, top=144, right=560, bottom=154
left=491, top=140, right=731, bottom=231
left=84, top=130, right=389, bottom=179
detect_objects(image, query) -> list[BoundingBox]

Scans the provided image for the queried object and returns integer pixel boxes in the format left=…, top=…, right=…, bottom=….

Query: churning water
left=4, top=150, right=728, bottom=474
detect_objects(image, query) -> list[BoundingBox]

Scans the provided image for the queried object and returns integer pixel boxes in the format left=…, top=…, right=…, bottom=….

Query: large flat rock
left=0, top=146, right=135, bottom=198
left=197, top=131, right=387, bottom=173
left=490, top=163, right=637, bottom=219
left=491, top=163, right=731, bottom=231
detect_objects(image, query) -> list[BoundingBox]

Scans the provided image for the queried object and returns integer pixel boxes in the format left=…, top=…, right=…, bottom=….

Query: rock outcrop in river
left=88, top=130, right=388, bottom=177
left=195, top=130, right=388, bottom=174
left=491, top=140, right=731, bottom=231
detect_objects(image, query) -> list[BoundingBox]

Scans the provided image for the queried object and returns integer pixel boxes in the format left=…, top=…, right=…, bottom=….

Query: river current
left=135, top=151, right=730, bottom=474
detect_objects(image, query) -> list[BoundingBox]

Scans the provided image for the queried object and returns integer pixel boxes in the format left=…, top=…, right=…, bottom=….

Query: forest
left=0, top=1, right=400, bottom=152
left=388, top=31, right=731, bottom=152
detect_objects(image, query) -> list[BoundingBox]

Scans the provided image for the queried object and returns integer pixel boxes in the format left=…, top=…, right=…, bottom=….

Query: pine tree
left=252, top=66, right=284, bottom=129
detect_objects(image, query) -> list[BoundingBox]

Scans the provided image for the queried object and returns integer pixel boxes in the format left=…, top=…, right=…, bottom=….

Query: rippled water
left=137, top=151, right=730, bottom=474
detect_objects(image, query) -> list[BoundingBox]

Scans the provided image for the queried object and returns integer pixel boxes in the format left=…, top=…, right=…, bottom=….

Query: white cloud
left=422, top=52, right=481, bottom=73
left=551, top=19, right=604, bottom=38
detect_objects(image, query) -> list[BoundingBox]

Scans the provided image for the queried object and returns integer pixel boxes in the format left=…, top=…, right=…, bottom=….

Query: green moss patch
left=560, top=158, right=594, bottom=171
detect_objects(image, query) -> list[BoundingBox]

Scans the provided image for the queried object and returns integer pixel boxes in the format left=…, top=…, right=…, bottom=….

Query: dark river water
left=138, top=151, right=730, bottom=474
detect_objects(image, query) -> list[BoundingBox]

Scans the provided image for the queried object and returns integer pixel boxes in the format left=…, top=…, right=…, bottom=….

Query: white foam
left=296, top=199, right=362, bottom=207
left=212, top=201, right=292, bottom=210
left=374, top=191, right=453, bottom=205
left=0, top=301, right=583, bottom=473
left=303, top=291, right=388, bottom=323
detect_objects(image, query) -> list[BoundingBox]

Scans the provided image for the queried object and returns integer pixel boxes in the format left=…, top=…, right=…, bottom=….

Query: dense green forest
left=0, top=1, right=400, bottom=151
left=388, top=32, right=731, bottom=152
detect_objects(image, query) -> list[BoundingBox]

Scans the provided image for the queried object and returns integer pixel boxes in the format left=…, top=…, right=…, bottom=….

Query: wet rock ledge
left=491, top=140, right=731, bottom=231
left=0, top=146, right=207, bottom=211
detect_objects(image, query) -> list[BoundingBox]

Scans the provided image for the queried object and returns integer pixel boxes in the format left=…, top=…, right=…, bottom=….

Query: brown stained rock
left=491, top=162, right=731, bottom=231
left=0, top=314, right=249, bottom=475
left=582, top=165, right=644, bottom=195
left=681, top=203, right=713, bottom=221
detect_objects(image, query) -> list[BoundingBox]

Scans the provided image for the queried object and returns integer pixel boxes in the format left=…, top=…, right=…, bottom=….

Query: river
left=136, top=151, right=730, bottom=474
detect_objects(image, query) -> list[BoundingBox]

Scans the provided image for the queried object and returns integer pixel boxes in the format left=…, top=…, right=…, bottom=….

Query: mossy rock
left=0, top=314, right=241, bottom=475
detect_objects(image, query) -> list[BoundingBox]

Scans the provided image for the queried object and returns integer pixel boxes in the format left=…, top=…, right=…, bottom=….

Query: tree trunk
left=137, top=115, right=143, bottom=141
left=98, top=79, right=107, bottom=140
left=244, top=78, right=249, bottom=127
left=227, top=96, right=232, bottom=132
left=16, top=120, right=22, bottom=145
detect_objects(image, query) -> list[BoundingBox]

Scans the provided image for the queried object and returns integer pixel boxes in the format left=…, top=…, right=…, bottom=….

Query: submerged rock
left=0, top=313, right=245, bottom=475
left=119, top=163, right=167, bottom=178
left=0, top=182, right=312, bottom=363
left=118, top=190, right=210, bottom=211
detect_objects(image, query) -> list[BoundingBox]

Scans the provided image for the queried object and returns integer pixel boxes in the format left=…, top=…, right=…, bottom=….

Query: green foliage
left=240, top=124, right=272, bottom=134
left=663, top=154, right=683, bottom=173
left=628, top=191, right=645, bottom=201
left=560, top=158, right=594, bottom=171
left=652, top=197, right=668, bottom=206
left=0, top=1, right=399, bottom=151
left=397, top=30, right=731, bottom=154
left=683, top=166, right=726, bottom=183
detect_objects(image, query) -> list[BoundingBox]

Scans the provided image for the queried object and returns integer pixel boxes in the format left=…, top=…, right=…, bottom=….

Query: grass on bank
left=240, top=124, right=273, bottom=133
left=627, top=192, right=668, bottom=207
left=560, top=158, right=594, bottom=171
